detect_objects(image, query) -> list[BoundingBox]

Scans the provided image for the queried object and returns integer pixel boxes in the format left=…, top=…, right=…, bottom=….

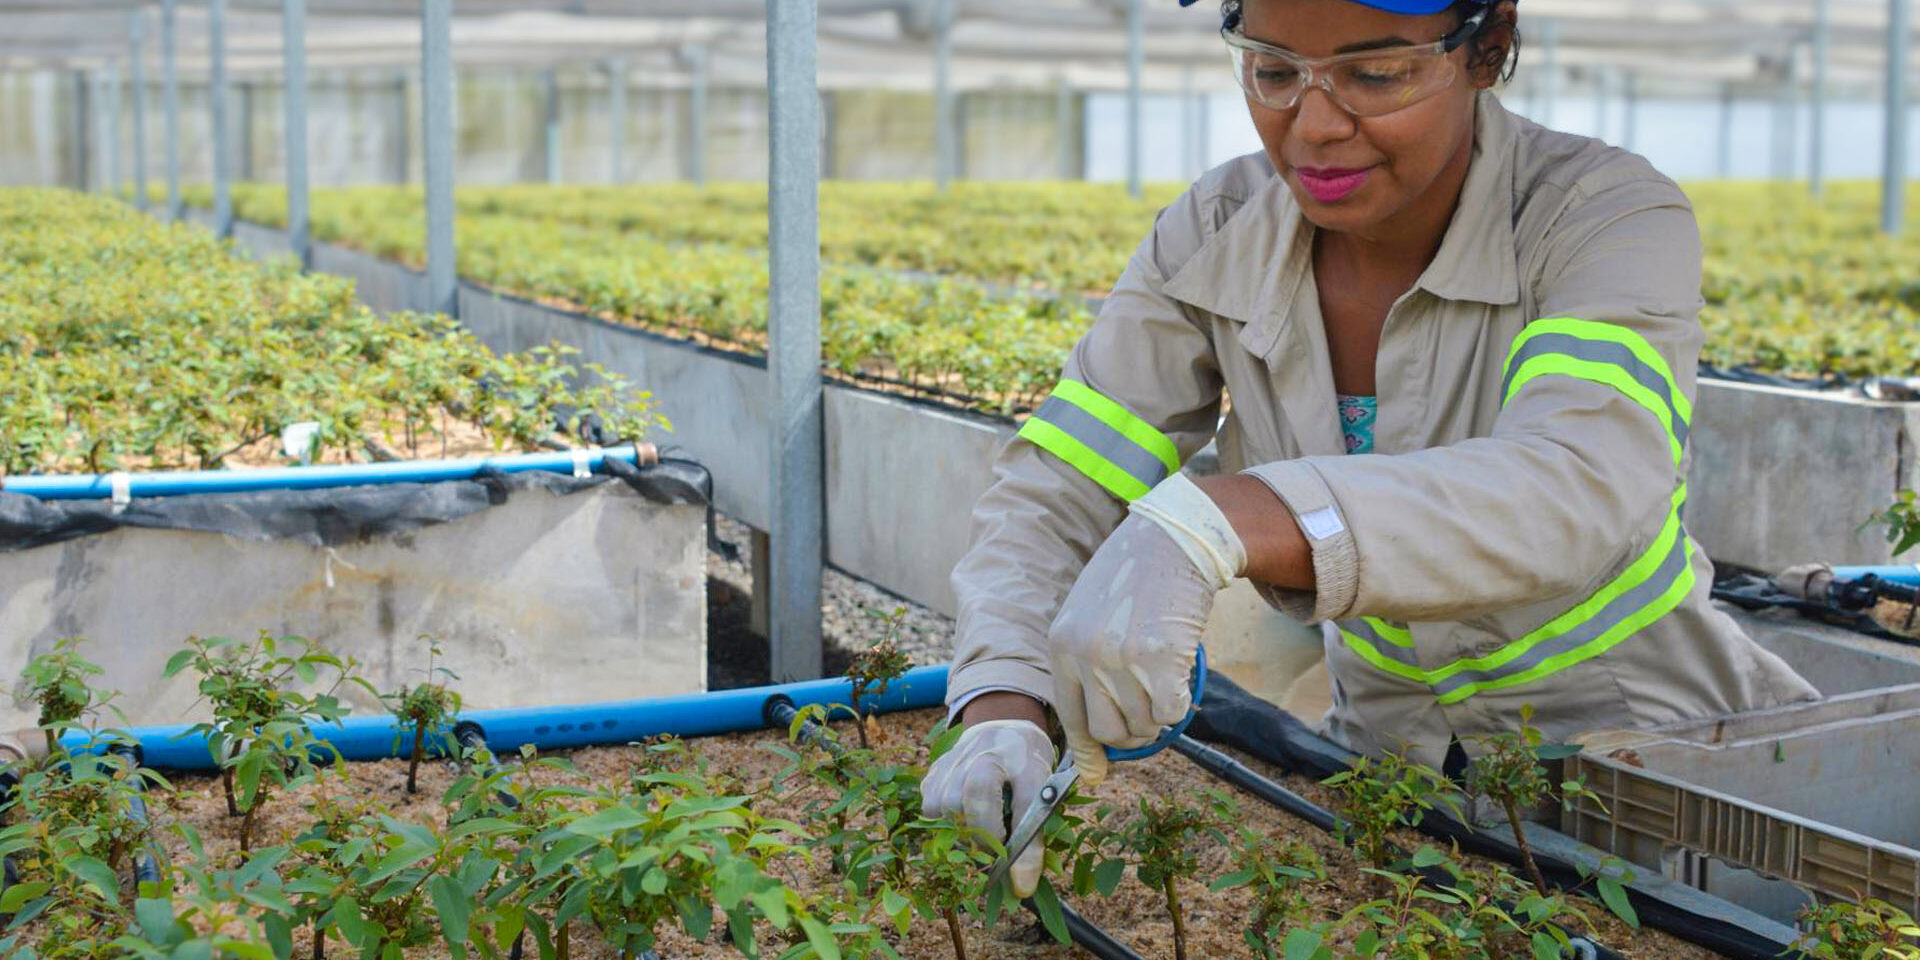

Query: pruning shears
left=985, top=644, right=1208, bottom=891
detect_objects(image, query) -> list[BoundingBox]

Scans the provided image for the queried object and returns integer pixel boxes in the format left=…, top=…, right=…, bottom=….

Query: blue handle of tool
left=1102, top=643, right=1207, bottom=762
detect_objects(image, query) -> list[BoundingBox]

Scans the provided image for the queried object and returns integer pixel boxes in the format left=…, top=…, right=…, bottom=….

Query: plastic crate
left=1564, top=684, right=1920, bottom=922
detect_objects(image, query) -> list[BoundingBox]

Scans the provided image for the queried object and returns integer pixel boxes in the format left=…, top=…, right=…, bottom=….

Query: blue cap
left=1180, top=0, right=1480, bottom=11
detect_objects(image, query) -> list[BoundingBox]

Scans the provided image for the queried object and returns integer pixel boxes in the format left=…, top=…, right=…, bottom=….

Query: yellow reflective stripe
left=1509, top=319, right=1691, bottom=424
left=1016, top=417, right=1153, bottom=503
left=1363, top=616, right=1413, bottom=648
left=1426, top=484, right=1689, bottom=690
left=1505, top=355, right=1685, bottom=469
left=1337, top=624, right=1432, bottom=684
left=1050, top=379, right=1180, bottom=476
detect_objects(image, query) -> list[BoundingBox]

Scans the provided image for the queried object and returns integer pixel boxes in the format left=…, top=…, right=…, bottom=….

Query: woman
left=919, top=0, right=1817, bottom=898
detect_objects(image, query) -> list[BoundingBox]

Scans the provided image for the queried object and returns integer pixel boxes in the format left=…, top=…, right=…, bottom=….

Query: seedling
left=1867, top=490, right=1920, bottom=558
left=381, top=638, right=463, bottom=795
left=1323, top=752, right=1458, bottom=870
left=1464, top=704, right=1604, bottom=898
left=163, top=632, right=373, bottom=851
left=0, top=749, right=167, bottom=910
left=1796, top=898, right=1920, bottom=960
left=843, top=612, right=914, bottom=749
left=17, top=637, right=115, bottom=761
left=1209, top=828, right=1326, bottom=959
left=1076, top=793, right=1232, bottom=960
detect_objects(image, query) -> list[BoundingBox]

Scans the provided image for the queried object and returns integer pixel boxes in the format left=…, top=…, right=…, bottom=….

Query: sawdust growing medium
left=141, top=709, right=1721, bottom=960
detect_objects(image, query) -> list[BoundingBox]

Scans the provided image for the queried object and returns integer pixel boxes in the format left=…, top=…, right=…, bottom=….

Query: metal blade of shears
left=985, top=755, right=1081, bottom=891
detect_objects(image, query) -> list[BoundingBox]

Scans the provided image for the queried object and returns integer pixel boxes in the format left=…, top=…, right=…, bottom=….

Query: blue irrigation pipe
left=1834, top=564, right=1920, bottom=587
left=1, top=444, right=647, bottom=501
left=65, top=665, right=951, bottom=771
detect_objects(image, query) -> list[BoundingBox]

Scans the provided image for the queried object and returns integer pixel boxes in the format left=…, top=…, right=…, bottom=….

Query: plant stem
left=1165, top=874, right=1188, bottom=960
left=240, top=799, right=259, bottom=853
left=1504, top=798, right=1549, bottom=897
left=557, top=921, right=570, bottom=960
left=312, top=925, right=324, bottom=960
left=222, top=767, right=241, bottom=817
left=407, top=721, right=426, bottom=795
left=943, top=906, right=969, bottom=960
left=42, top=729, right=57, bottom=762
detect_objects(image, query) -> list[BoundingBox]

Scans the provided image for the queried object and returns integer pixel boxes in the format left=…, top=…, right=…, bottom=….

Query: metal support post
left=73, top=71, right=91, bottom=192
left=392, top=73, right=410, bottom=185
left=1718, top=83, right=1735, bottom=179
left=162, top=0, right=181, bottom=220
left=284, top=0, right=310, bottom=268
left=130, top=11, right=148, bottom=209
left=686, top=44, right=709, bottom=185
left=543, top=68, right=561, bottom=184
left=1181, top=65, right=1198, bottom=181
left=1126, top=0, right=1144, bottom=199
left=607, top=58, right=627, bottom=183
left=1882, top=0, right=1910, bottom=235
left=1197, top=85, right=1211, bottom=176
left=104, top=64, right=121, bottom=199
left=1592, top=67, right=1607, bottom=140
left=1055, top=73, right=1076, bottom=180
left=1538, top=19, right=1558, bottom=129
left=422, top=0, right=457, bottom=315
left=765, top=0, right=824, bottom=682
left=1623, top=71, right=1638, bottom=152
left=236, top=81, right=254, bottom=182
left=210, top=0, right=232, bottom=238
left=933, top=0, right=954, bottom=190
left=1812, top=0, right=1831, bottom=196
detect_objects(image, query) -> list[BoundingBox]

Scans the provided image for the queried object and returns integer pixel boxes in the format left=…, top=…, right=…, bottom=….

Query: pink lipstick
left=1295, top=166, right=1372, bottom=204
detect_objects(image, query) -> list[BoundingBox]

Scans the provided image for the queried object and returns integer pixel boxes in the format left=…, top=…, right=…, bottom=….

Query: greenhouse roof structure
left=0, top=0, right=1914, bottom=90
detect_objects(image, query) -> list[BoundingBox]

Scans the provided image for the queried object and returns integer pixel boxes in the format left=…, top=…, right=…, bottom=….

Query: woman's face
left=1240, top=0, right=1496, bottom=238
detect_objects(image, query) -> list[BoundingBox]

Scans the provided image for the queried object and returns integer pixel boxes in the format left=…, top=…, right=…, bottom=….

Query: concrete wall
left=0, top=481, right=707, bottom=733
left=1690, top=380, right=1920, bottom=572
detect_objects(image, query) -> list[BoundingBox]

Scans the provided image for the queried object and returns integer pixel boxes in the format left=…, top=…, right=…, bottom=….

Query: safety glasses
left=1223, top=7, right=1489, bottom=118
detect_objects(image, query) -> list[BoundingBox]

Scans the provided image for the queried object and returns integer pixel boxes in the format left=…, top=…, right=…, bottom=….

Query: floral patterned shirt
left=1338, top=394, right=1377, bottom=455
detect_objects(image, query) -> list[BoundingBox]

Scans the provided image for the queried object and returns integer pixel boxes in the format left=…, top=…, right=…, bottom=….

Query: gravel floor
left=705, top=513, right=957, bottom=690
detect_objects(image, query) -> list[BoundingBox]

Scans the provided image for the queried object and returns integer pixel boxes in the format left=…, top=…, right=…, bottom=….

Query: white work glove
left=1048, top=473, right=1245, bottom=788
left=919, top=718, right=1056, bottom=897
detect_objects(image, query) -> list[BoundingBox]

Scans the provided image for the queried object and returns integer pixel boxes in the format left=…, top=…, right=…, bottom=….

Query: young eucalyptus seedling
left=844, top=609, right=914, bottom=749
left=164, top=632, right=373, bottom=851
left=1464, top=704, right=1603, bottom=898
left=1323, top=752, right=1458, bottom=871
left=0, top=749, right=168, bottom=912
left=1209, top=827, right=1326, bottom=959
left=1796, top=898, right=1920, bottom=960
left=381, top=637, right=463, bottom=795
left=18, top=637, right=114, bottom=761
left=1078, top=793, right=1232, bottom=960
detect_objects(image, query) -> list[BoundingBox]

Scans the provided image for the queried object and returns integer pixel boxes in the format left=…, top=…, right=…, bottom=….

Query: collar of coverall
left=1162, top=88, right=1522, bottom=346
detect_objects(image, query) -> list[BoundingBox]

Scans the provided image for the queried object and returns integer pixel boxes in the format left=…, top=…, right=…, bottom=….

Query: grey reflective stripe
left=1336, top=618, right=1421, bottom=669
left=1500, top=332, right=1690, bottom=451
left=1031, top=395, right=1173, bottom=491
left=1427, top=526, right=1692, bottom=700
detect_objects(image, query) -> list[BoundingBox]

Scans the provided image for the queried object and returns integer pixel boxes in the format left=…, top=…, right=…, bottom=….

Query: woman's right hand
left=918, top=692, right=1056, bottom=898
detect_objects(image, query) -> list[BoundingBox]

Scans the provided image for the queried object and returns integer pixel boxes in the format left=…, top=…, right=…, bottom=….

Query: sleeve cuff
left=1240, top=459, right=1359, bottom=623
left=946, top=658, right=1054, bottom=716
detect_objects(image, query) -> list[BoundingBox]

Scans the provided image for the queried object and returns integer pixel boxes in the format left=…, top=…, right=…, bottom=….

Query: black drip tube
left=106, top=743, right=162, bottom=889
left=1171, top=736, right=1616, bottom=960
left=761, top=695, right=1148, bottom=960
left=452, top=720, right=521, bottom=812
left=0, top=767, right=18, bottom=908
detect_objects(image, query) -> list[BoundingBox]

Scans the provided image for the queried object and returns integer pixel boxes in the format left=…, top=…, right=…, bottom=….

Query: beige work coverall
left=947, top=91, right=1817, bottom=768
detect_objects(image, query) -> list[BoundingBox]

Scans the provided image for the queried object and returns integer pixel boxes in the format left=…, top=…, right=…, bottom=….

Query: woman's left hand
left=1047, top=474, right=1245, bottom=787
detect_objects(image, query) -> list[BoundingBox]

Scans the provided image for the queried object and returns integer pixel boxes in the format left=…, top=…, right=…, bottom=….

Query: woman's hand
left=1047, top=474, right=1247, bottom=787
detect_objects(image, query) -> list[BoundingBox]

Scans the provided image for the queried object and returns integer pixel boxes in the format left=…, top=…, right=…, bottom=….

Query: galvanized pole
left=1126, top=0, right=1144, bottom=199
left=1882, top=0, right=1910, bottom=235
left=1592, top=67, right=1607, bottom=140
left=543, top=68, right=561, bottom=184
left=1181, top=64, right=1198, bottom=181
left=284, top=0, right=310, bottom=268
left=765, top=0, right=824, bottom=682
left=933, top=0, right=954, bottom=190
left=1718, top=83, right=1736, bottom=179
left=393, top=72, right=410, bottom=185
left=74, top=71, right=90, bottom=192
left=1055, top=73, right=1076, bottom=179
left=1538, top=18, right=1557, bottom=129
left=130, top=11, right=149, bottom=209
left=1623, top=71, right=1638, bottom=152
left=686, top=44, right=709, bottom=185
left=163, top=0, right=181, bottom=220
left=608, top=58, right=627, bottom=183
left=237, top=81, right=254, bottom=182
left=104, top=63, right=121, bottom=200
left=422, top=0, right=457, bottom=315
left=1811, top=0, right=1831, bottom=196
left=210, top=0, right=233, bottom=239
left=1197, top=84, right=1210, bottom=175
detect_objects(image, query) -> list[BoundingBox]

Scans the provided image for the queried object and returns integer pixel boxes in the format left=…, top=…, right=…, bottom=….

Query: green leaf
left=68, top=855, right=119, bottom=901
left=0, top=881, right=49, bottom=914
left=1535, top=742, right=1584, bottom=760
left=1410, top=845, right=1448, bottom=868
left=1094, top=858, right=1127, bottom=896
left=1281, top=929, right=1324, bottom=960
left=1530, top=931, right=1564, bottom=960
left=798, top=916, right=841, bottom=960
left=429, top=874, right=471, bottom=944
left=1596, top=876, right=1639, bottom=928
left=135, top=897, right=177, bottom=940
left=1029, top=880, right=1070, bottom=945
left=565, top=806, right=648, bottom=837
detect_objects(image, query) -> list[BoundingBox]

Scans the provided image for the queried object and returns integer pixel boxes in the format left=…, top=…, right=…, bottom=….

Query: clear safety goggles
left=1223, top=7, right=1489, bottom=118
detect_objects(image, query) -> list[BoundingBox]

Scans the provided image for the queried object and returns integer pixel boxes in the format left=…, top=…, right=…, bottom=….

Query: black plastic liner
left=0, top=458, right=711, bottom=554
left=1186, top=673, right=1807, bottom=960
